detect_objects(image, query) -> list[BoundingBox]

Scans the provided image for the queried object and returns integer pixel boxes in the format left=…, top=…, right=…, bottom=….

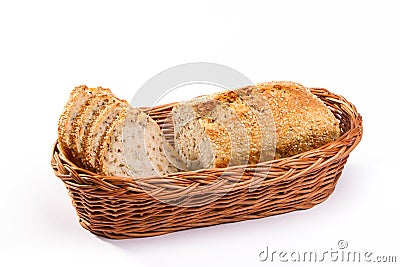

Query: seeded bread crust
left=74, top=94, right=120, bottom=162
left=207, top=89, right=273, bottom=165
left=233, top=86, right=276, bottom=163
left=69, top=92, right=117, bottom=163
left=199, top=117, right=231, bottom=169
left=57, top=85, right=88, bottom=158
left=172, top=95, right=252, bottom=170
left=172, top=88, right=276, bottom=170
left=58, top=85, right=181, bottom=177
left=172, top=81, right=340, bottom=169
left=80, top=103, right=117, bottom=171
left=57, top=86, right=112, bottom=159
left=256, top=81, right=340, bottom=158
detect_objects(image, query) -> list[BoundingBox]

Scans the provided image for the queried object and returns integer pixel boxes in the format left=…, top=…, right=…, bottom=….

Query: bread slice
left=172, top=81, right=340, bottom=169
left=97, top=107, right=183, bottom=177
left=57, top=85, right=88, bottom=158
left=71, top=93, right=123, bottom=165
left=232, top=86, right=277, bottom=163
left=172, top=94, right=254, bottom=170
left=57, top=85, right=111, bottom=159
left=81, top=100, right=129, bottom=170
left=172, top=88, right=276, bottom=170
left=208, top=89, right=276, bottom=165
left=69, top=92, right=117, bottom=163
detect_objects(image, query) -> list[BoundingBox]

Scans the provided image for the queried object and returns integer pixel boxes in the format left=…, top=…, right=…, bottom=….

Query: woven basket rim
left=52, top=87, right=363, bottom=184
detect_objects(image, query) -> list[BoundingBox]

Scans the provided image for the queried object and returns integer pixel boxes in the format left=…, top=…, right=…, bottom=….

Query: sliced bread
left=172, top=81, right=340, bottom=169
left=57, top=85, right=112, bottom=159
left=97, top=107, right=183, bottom=177
left=81, top=100, right=129, bottom=170
left=69, top=92, right=117, bottom=162
left=172, top=94, right=253, bottom=170
left=71, top=93, right=123, bottom=164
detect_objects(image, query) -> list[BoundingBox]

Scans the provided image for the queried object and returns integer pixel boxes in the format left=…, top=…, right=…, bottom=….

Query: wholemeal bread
left=97, top=107, right=183, bottom=177
left=82, top=100, right=129, bottom=170
left=172, top=81, right=340, bottom=169
left=58, top=82, right=340, bottom=177
left=212, top=87, right=277, bottom=164
left=58, top=85, right=183, bottom=177
left=58, top=86, right=112, bottom=159
left=70, top=92, right=120, bottom=164
left=256, top=81, right=340, bottom=158
left=74, top=94, right=121, bottom=162
left=172, top=89, right=275, bottom=170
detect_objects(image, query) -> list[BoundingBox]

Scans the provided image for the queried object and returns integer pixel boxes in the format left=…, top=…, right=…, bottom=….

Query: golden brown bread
left=58, top=82, right=341, bottom=175
left=58, top=85, right=183, bottom=177
left=172, top=81, right=340, bottom=170
left=58, top=85, right=111, bottom=160
left=81, top=99, right=129, bottom=170
left=257, top=81, right=340, bottom=158
left=210, top=91, right=264, bottom=166
left=73, top=94, right=120, bottom=167
left=69, top=91, right=116, bottom=164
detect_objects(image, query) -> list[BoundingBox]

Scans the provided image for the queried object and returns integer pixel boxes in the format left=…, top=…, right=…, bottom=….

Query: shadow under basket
left=51, top=87, right=363, bottom=239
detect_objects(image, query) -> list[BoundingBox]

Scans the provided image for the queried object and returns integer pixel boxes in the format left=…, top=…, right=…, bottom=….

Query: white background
left=0, top=0, right=399, bottom=266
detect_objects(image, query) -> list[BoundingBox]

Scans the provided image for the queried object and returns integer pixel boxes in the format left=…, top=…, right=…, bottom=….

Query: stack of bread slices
left=57, top=85, right=182, bottom=177
left=57, top=82, right=340, bottom=178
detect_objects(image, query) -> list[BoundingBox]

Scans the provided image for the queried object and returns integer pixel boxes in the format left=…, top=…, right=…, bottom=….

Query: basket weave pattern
left=51, top=88, right=362, bottom=239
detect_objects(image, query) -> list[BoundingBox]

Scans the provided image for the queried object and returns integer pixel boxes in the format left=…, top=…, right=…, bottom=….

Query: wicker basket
left=51, top=87, right=362, bottom=239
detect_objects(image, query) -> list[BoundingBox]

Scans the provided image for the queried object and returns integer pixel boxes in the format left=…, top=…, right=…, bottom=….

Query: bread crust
left=69, top=92, right=115, bottom=163
left=173, top=87, right=275, bottom=169
left=57, top=86, right=112, bottom=160
left=74, top=94, right=118, bottom=163
left=173, top=96, right=251, bottom=170
left=57, top=85, right=88, bottom=159
left=208, top=89, right=265, bottom=165
left=173, top=81, right=340, bottom=169
left=256, top=81, right=340, bottom=158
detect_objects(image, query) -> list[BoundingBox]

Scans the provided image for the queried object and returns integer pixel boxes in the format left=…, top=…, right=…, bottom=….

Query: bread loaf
left=172, top=89, right=275, bottom=170
left=172, top=81, right=340, bottom=169
left=257, top=81, right=340, bottom=158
